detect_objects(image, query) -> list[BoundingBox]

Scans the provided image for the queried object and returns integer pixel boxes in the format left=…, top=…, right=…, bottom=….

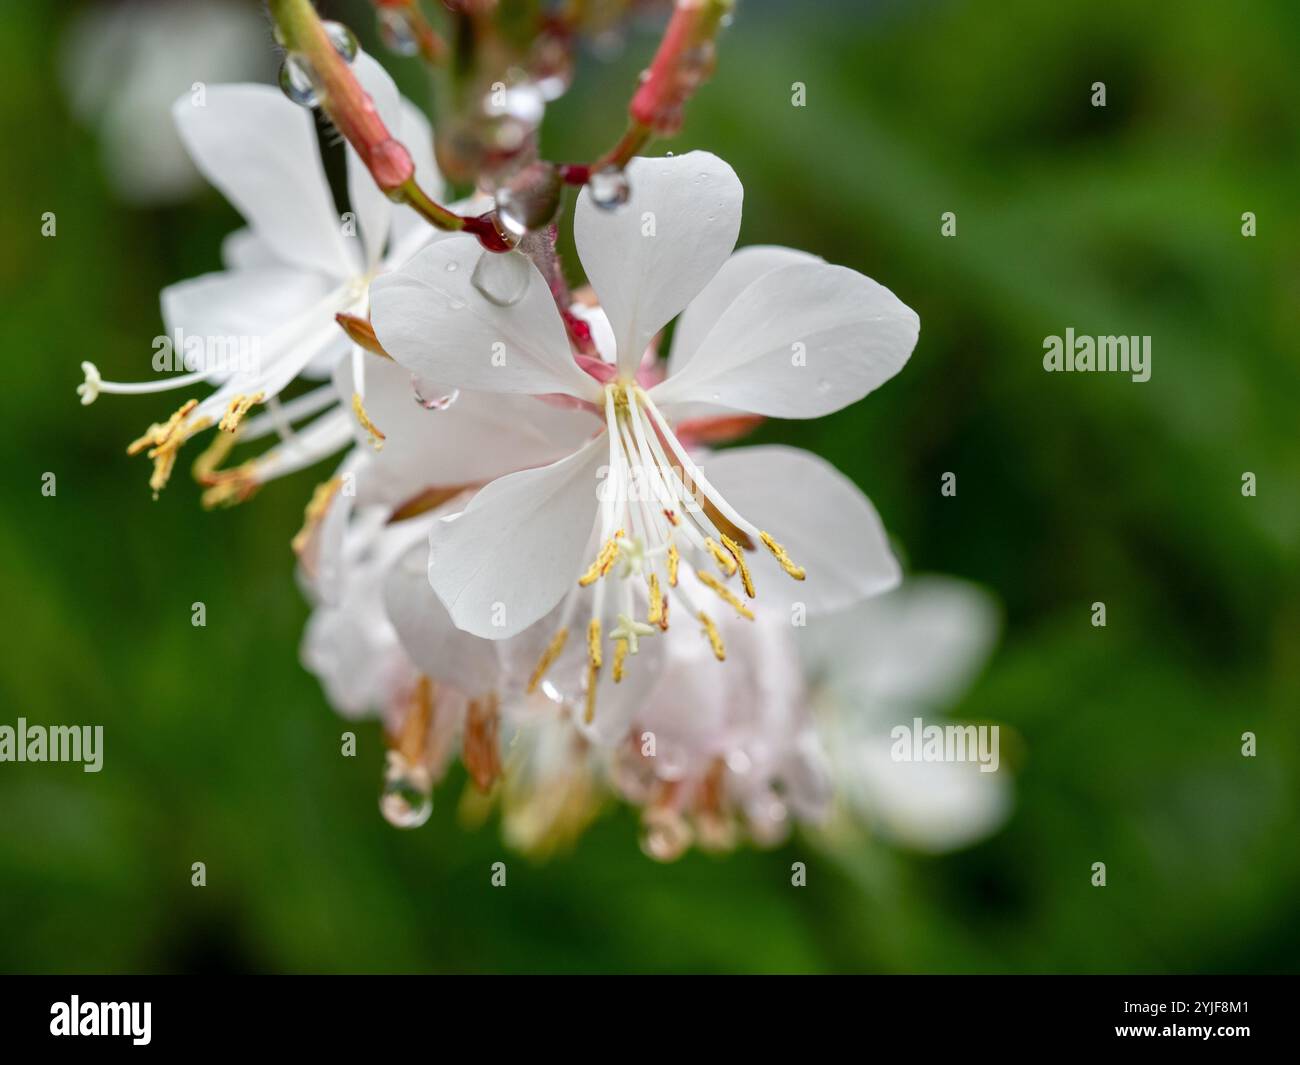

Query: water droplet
left=411, top=374, right=459, bottom=411
left=380, top=754, right=433, bottom=829
left=494, top=161, right=562, bottom=237
left=322, top=20, right=359, bottom=63
left=678, top=42, right=716, bottom=90
left=588, top=167, right=631, bottom=210
left=278, top=56, right=318, bottom=107
left=640, top=809, right=692, bottom=862
left=377, top=7, right=420, bottom=57
left=529, top=31, right=573, bottom=101
left=445, top=262, right=458, bottom=272
left=472, top=250, right=531, bottom=307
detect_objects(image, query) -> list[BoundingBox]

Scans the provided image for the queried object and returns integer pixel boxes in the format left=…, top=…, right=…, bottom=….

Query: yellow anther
left=647, top=573, right=664, bottom=627
left=351, top=392, right=386, bottom=450
left=697, top=571, right=755, bottom=621
left=587, top=618, right=602, bottom=669
left=583, top=662, right=599, bottom=724
left=698, top=611, right=726, bottom=662
left=526, top=627, right=569, bottom=694
left=578, top=530, right=624, bottom=587
left=192, top=426, right=239, bottom=483
left=663, top=509, right=680, bottom=527
left=127, top=399, right=210, bottom=495
left=199, top=461, right=259, bottom=509
left=721, top=535, right=755, bottom=599
left=704, top=537, right=737, bottom=577
left=612, top=637, right=628, bottom=683
left=291, top=476, right=342, bottom=556
left=666, top=543, right=680, bottom=587
left=760, top=531, right=806, bottom=581
left=218, top=391, right=264, bottom=433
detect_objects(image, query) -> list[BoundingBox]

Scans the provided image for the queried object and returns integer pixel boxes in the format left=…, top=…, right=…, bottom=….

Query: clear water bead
left=278, top=56, right=318, bottom=107
left=380, top=756, right=433, bottom=829
left=322, top=20, right=359, bottom=63
left=410, top=374, right=459, bottom=411
left=377, top=7, right=420, bottom=56
left=588, top=167, right=631, bottom=210
left=472, top=250, right=531, bottom=307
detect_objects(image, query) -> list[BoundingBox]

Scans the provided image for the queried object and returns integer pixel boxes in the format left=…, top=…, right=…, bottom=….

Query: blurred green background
left=1, top=0, right=1297, bottom=973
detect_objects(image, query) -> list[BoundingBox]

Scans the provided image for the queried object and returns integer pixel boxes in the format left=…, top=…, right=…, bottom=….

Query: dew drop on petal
left=278, top=56, right=318, bottom=107
left=377, top=7, right=420, bottom=57
left=589, top=167, right=631, bottom=210
left=322, top=20, right=359, bottom=63
left=410, top=374, right=459, bottom=411
left=471, top=249, right=531, bottom=307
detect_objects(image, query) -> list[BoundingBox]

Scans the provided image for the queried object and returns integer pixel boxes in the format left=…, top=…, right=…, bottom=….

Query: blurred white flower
left=61, top=0, right=272, bottom=205
left=802, top=577, right=1012, bottom=853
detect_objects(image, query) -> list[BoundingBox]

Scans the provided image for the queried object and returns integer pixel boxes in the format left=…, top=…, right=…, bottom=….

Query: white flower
left=370, top=151, right=919, bottom=729
left=801, top=577, right=1012, bottom=853
left=60, top=0, right=272, bottom=205
left=78, top=54, right=449, bottom=498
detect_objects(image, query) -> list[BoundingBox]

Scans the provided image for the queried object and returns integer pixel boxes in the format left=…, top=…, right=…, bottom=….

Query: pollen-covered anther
left=526, top=627, right=569, bottom=694
left=663, top=509, right=680, bottom=527
left=697, top=571, right=755, bottom=621
left=199, top=461, right=260, bottom=509
left=587, top=618, right=602, bottom=670
left=291, top=476, right=343, bottom=558
left=698, top=611, right=726, bottom=662
left=612, top=638, right=629, bottom=683
left=463, top=693, right=503, bottom=793
left=667, top=543, right=680, bottom=587
left=760, top=531, right=806, bottom=581
left=721, top=535, right=755, bottom=599
left=578, top=529, right=624, bottom=587
left=126, top=399, right=210, bottom=495
left=704, top=537, right=737, bottom=578
left=647, top=573, right=666, bottom=629
left=351, top=392, right=386, bottom=450
left=218, top=391, right=265, bottom=433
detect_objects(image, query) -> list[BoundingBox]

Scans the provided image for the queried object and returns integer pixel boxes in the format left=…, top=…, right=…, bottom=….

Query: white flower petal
left=652, top=262, right=919, bottom=418
left=428, top=435, right=606, bottom=639
left=802, top=577, right=1000, bottom=711
left=668, top=245, right=821, bottom=376
left=383, top=542, right=502, bottom=696
left=337, top=354, right=596, bottom=507
left=702, top=444, right=899, bottom=615
left=575, top=152, right=742, bottom=376
left=161, top=264, right=335, bottom=349
left=172, top=85, right=355, bottom=278
left=370, top=236, right=601, bottom=402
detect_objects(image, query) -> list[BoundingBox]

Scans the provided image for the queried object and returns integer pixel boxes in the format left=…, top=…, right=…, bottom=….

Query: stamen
left=698, top=611, right=726, bottom=661
left=351, top=392, right=386, bottom=450
left=760, top=531, right=807, bottom=581
left=705, top=537, right=738, bottom=577
left=612, top=637, right=629, bottom=683
left=463, top=693, right=503, bottom=793
left=218, top=391, right=265, bottom=433
left=697, top=571, right=755, bottom=621
left=126, top=399, right=211, bottom=496
left=667, top=543, right=680, bottom=587
left=526, top=627, right=569, bottom=694
left=721, top=535, right=755, bottom=598
left=663, top=509, right=680, bottom=526
left=578, top=530, right=624, bottom=587
left=584, top=662, right=599, bottom=724
left=587, top=618, right=602, bottom=670
left=192, top=426, right=239, bottom=483
left=291, top=476, right=342, bottom=556
left=647, top=573, right=665, bottom=628
left=199, top=462, right=260, bottom=509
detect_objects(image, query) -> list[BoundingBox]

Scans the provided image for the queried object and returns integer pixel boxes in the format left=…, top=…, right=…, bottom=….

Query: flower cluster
left=79, top=0, right=1009, bottom=860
